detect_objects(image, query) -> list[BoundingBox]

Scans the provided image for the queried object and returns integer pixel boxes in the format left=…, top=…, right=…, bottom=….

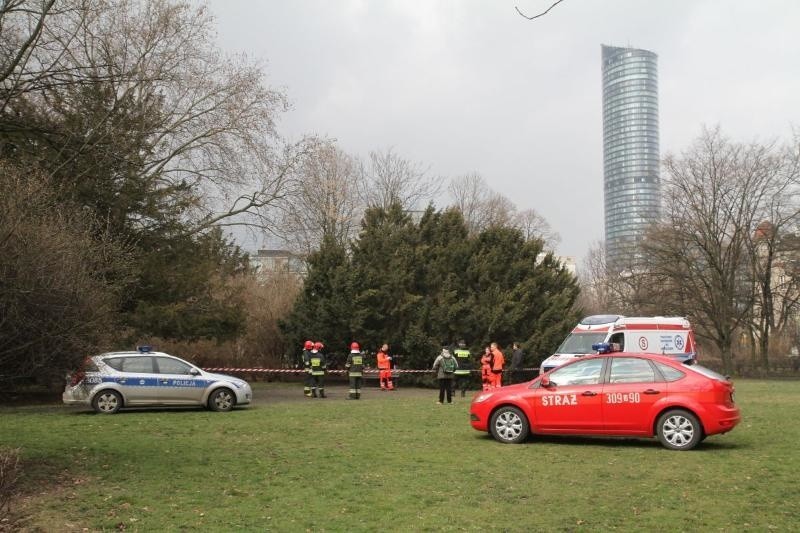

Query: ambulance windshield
left=556, top=333, right=608, bottom=354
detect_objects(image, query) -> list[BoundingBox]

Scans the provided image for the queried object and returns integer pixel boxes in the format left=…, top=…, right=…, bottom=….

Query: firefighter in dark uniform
left=453, top=340, right=473, bottom=398
left=301, top=340, right=314, bottom=397
left=307, top=341, right=327, bottom=398
left=345, top=342, right=364, bottom=399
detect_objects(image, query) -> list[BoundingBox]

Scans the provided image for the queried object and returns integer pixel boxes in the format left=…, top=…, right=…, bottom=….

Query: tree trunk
left=719, top=333, right=735, bottom=376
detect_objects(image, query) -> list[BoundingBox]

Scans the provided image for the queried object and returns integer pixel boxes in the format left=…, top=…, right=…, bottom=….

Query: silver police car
left=63, top=348, right=252, bottom=414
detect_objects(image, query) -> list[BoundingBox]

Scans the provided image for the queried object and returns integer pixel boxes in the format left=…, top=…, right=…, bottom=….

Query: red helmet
left=314, top=341, right=324, bottom=350
left=350, top=342, right=360, bottom=351
left=304, top=340, right=313, bottom=350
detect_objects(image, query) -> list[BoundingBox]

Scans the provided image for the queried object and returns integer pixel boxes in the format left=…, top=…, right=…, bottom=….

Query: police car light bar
left=137, top=345, right=153, bottom=353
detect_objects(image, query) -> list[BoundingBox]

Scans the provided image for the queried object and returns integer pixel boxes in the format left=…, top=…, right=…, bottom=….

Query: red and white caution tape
left=202, top=367, right=539, bottom=374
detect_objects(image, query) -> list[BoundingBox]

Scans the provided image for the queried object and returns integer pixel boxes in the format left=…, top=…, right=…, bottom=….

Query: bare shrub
left=136, top=271, right=301, bottom=370
left=0, top=447, right=21, bottom=522
left=0, top=163, right=131, bottom=386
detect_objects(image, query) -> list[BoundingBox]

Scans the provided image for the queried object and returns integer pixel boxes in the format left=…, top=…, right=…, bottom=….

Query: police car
left=470, top=344, right=739, bottom=450
left=62, top=347, right=252, bottom=414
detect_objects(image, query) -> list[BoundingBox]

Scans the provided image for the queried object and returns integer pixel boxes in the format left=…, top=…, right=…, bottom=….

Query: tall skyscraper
left=601, top=45, right=660, bottom=269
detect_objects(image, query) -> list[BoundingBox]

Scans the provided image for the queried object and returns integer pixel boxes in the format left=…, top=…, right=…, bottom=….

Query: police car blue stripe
left=100, top=377, right=212, bottom=387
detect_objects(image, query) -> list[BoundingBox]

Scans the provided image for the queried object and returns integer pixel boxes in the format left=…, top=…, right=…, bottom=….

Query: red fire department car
left=469, top=344, right=740, bottom=450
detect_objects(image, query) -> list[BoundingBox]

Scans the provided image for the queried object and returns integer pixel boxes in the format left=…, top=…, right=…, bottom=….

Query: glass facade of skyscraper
left=601, top=45, right=660, bottom=268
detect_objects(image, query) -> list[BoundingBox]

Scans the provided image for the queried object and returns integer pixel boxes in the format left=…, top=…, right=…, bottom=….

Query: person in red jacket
left=376, top=343, right=394, bottom=390
left=490, top=342, right=505, bottom=388
left=480, top=346, right=492, bottom=391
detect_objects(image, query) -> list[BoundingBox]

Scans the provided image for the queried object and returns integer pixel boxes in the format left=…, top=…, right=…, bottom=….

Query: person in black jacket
left=510, top=342, right=524, bottom=384
left=453, top=340, right=473, bottom=397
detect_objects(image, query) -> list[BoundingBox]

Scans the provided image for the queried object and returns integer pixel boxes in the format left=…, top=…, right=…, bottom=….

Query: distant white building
left=249, top=249, right=307, bottom=278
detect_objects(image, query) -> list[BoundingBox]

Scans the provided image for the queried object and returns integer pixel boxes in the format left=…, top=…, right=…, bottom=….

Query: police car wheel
left=656, top=409, right=703, bottom=450
left=93, top=390, right=122, bottom=414
left=489, top=406, right=529, bottom=444
left=208, top=388, right=235, bottom=412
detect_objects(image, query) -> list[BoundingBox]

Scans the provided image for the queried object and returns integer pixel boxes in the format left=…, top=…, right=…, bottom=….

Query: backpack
left=442, top=356, right=456, bottom=374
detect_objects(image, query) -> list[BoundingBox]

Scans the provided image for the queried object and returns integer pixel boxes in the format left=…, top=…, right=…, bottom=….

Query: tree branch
left=515, top=0, right=564, bottom=20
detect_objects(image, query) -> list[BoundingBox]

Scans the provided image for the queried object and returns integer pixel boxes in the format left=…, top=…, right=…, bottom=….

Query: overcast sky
left=206, top=0, right=800, bottom=264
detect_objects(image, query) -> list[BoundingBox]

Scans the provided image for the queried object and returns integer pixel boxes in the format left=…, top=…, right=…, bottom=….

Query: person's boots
left=319, top=389, right=326, bottom=398
left=355, top=392, right=360, bottom=400
left=311, top=389, right=317, bottom=398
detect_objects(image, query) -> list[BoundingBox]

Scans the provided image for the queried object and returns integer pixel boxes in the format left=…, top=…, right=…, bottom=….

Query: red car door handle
left=582, top=391, right=598, bottom=396
left=643, top=389, right=660, bottom=395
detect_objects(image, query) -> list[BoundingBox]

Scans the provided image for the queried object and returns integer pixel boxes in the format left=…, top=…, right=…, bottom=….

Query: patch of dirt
left=4, top=464, right=92, bottom=532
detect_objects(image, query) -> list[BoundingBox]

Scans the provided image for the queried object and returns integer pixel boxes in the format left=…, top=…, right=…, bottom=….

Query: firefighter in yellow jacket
left=453, top=340, right=473, bottom=398
left=306, top=341, right=327, bottom=398
left=345, top=342, right=364, bottom=399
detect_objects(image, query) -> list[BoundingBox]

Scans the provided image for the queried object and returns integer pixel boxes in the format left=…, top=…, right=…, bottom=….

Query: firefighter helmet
left=350, top=342, right=360, bottom=351
left=304, top=340, right=313, bottom=350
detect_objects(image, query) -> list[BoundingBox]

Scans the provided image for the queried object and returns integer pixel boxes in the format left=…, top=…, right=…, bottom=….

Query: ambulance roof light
left=137, top=345, right=152, bottom=353
left=580, top=315, right=623, bottom=326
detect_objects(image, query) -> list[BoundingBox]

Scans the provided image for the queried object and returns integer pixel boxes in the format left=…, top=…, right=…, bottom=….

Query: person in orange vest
left=480, top=346, right=492, bottom=391
left=376, top=343, right=394, bottom=390
left=490, top=342, right=505, bottom=388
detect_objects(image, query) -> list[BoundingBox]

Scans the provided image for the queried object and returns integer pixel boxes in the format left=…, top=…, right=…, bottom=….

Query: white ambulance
left=539, top=314, right=698, bottom=374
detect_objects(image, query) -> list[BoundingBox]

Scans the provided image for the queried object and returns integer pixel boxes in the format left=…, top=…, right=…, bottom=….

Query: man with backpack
left=432, top=344, right=458, bottom=404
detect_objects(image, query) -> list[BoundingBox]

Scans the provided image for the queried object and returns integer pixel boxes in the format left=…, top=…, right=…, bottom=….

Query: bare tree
left=280, top=141, right=363, bottom=254
left=448, top=172, right=491, bottom=234
left=578, top=240, right=661, bottom=317
left=482, top=191, right=517, bottom=229
left=514, top=208, right=560, bottom=249
left=0, top=0, right=63, bottom=112
left=744, top=135, right=800, bottom=367
left=447, top=173, right=515, bottom=232
left=358, top=147, right=440, bottom=211
left=2, top=0, right=303, bottom=238
left=448, top=172, right=558, bottom=246
left=643, top=127, right=784, bottom=375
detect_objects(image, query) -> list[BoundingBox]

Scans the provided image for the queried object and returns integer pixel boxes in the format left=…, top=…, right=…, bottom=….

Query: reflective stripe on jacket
left=310, top=353, right=326, bottom=375
left=453, top=349, right=472, bottom=375
left=346, top=352, right=364, bottom=377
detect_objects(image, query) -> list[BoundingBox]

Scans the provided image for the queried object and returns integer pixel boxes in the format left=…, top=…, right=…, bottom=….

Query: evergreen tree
left=349, top=203, right=420, bottom=359
left=283, top=204, right=581, bottom=371
left=280, top=234, right=353, bottom=364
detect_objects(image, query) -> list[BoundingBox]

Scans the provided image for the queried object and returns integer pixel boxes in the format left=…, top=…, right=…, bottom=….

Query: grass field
left=2, top=379, right=799, bottom=531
